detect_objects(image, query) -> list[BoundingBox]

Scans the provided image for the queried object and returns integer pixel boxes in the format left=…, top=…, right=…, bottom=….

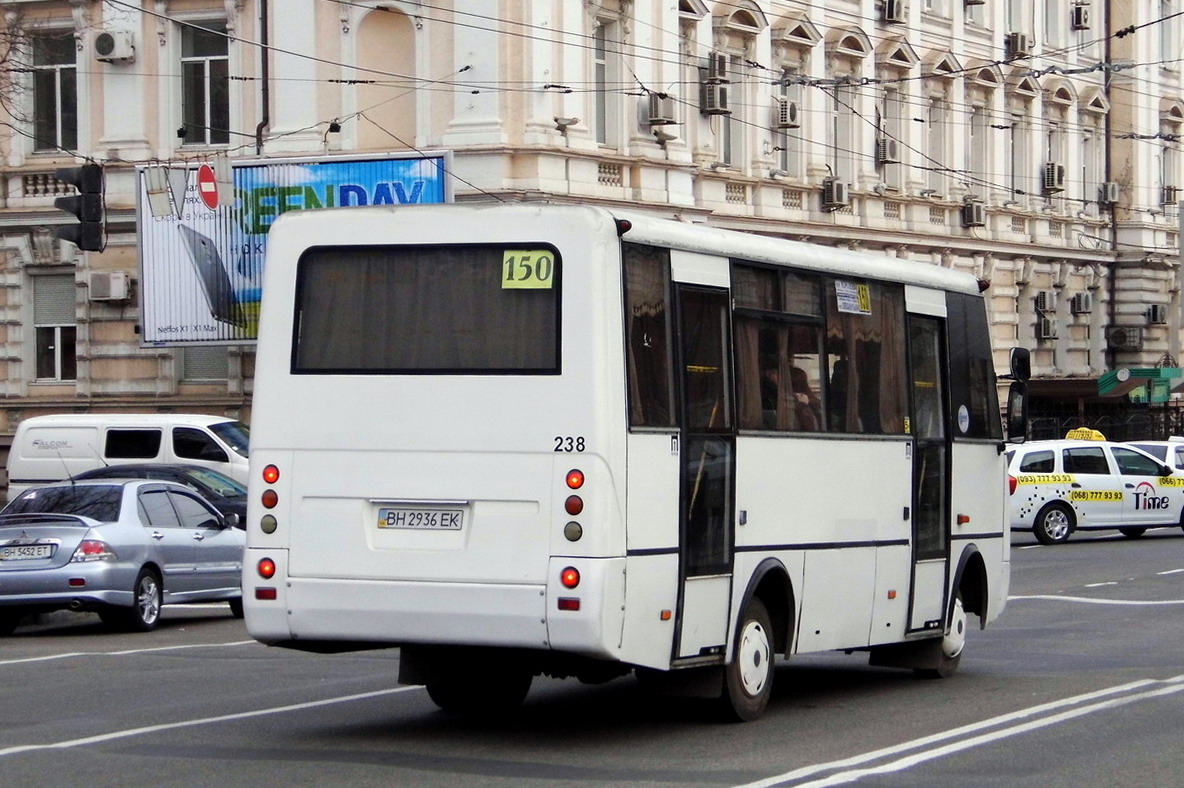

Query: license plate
left=377, top=508, right=464, bottom=531
left=0, top=543, right=54, bottom=560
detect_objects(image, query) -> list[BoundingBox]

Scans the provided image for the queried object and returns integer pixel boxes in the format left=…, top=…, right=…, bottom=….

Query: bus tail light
left=560, top=566, right=580, bottom=588
left=262, top=465, right=280, bottom=484
left=261, top=489, right=278, bottom=509
left=1008, top=475, right=1017, bottom=495
left=564, top=495, right=583, bottom=515
left=255, top=588, right=277, bottom=601
left=566, top=469, right=584, bottom=489
left=557, top=597, right=580, bottom=611
left=257, top=557, right=276, bottom=579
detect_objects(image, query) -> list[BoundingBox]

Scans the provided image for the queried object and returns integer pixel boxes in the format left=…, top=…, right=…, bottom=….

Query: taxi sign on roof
left=1064, top=427, right=1106, bottom=441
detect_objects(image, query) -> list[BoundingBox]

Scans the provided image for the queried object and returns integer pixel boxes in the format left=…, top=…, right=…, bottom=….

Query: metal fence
left=1028, top=400, right=1184, bottom=442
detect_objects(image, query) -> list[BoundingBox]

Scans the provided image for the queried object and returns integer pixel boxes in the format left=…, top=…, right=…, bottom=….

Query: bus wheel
left=916, top=593, right=965, bottom=679
left=1119, top=527, right=1147, bottom=539
left=719, top=598, right=774, bottom=722
left=1033, top=502, right=1073, bottom=545
left=426, top=669, right=533, bottom=715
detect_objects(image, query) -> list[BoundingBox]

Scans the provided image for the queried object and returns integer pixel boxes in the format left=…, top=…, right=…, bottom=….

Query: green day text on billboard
left=137, top=152, right=451, bottom=345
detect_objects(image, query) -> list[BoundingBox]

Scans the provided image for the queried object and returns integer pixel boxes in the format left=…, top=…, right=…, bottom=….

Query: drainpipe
left=254, top=0, right=270, bottom=155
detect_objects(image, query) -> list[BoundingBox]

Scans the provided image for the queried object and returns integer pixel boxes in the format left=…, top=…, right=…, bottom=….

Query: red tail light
left=560, top=566, right=580, bottom=588
left=1008, top=475, right=1017, bottom=495
left=262, top=465, right=280, bottom=484
left=70, top=540, right=116, bottom=563
left=557, top=597, right=580, bottom=611
left=566, top=469, right=584, bottom=489
left=261, top=489, right=278, bottom=509
left=565, top=495, right=583, bottom=515
left=257, top=558, right=276, bottom=579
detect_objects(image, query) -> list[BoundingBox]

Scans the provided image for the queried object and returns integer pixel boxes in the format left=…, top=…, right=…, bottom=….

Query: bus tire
left=1119, top=527, right=1146, bottom=539
left=1033, top=502, right=1074, bottom=545
left=719, top=598, right=774, bottom=722
left=426, top=668, right=532, bottom=715
left=915, top=593, right=965, bottom=679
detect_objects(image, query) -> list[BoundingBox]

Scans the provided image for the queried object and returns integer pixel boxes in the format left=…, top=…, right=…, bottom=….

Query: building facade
left=0, top=0, right=1182, bottom=459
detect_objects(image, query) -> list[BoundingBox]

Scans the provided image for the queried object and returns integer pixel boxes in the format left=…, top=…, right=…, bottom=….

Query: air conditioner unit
left=646, top=94, right=676, bottom=125
left=775, top=98, right=800, bottom=129
left=1035, top=290, right=1057, bottom=313
left=1043, top=162, right=1066, bottom=194
left=1070, top=292, right=1093, bottom=315
left=1007, top=32, right=1032, bottom=58
left=883, top=0, right=907, bottom=24
left=961, top=201, right=986, bottom=228
left=1148, top=304, right=1169, bottom=325
left=87, top=270, right=131, bottom=301
left=93, top=30, right=135, bottom=63
left=1162, top=185, right=1179, bottom=206
left=1100, top=181, right=1121, bottom=204
left=705, top=52, right=729, bottom=84
left=1037, top=316, right=1058, bottom=340
left=1071, top=5, right=1090, bottom=31
left=1107, top=326, right=1144, bottom=351
left=822, top=178, right=851, bottom=210
left=700, top=83, right=730, bottom=116
left=876, top=137, right=900, bottom=165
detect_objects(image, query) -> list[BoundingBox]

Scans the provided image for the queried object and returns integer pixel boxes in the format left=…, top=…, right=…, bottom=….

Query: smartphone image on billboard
left=177, top=224, right=245, bottom=327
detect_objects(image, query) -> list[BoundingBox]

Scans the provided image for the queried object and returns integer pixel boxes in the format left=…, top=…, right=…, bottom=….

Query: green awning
left=1098, top=367, right=1183, bottom=401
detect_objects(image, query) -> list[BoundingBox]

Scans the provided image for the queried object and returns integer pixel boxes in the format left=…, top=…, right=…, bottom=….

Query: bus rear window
left=292, top=245, right=561, bottom=374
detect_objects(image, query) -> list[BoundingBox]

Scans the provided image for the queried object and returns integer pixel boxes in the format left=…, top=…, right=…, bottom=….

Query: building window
left=181, top=21, right=229, bottom=145
left=779, top=67, right=803, bottom=178
left=32, top=33, right=77, bottom=152
left=830, top=84, right=856, bottom=182
left=926, top=97, right=949, bottom=194
left=1009, top=114, right=1030, bottom=200
left=33, top=275, right=76, bottom=381
left=968, top=105, right=988, bottom=194
left=593, top=21, right=621, bottom=147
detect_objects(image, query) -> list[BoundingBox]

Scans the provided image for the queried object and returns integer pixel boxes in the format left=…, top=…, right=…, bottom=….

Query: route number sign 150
left=502, top=250, right=555, bottom=289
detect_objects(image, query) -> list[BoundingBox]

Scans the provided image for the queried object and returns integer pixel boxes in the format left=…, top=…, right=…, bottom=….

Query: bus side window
left=824, top=280, right=907, bottom=434
left=623, top=244, right=676, bottom=428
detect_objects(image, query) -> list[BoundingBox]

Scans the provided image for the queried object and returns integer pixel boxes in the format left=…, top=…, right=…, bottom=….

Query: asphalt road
left=1, top=527, right=1182, bottom=787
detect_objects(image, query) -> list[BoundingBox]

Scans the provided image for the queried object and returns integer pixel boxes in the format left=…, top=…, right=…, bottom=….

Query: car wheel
left=228, top=597, right=244, bottom=619
left=425, top=668, right=533, bottom=715
left=719, top=598, right=774, bottom=722
left=1119, top=527, right=1146, bottom=539
left=1034, top=502, right=1074, bottom=545
left=916, top=593, right=965, bottom=679
left=105, top=569, right=162, bottom=632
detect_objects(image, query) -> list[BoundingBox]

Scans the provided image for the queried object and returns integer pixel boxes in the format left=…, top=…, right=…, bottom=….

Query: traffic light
left=54, top=163, right=105, bottom=252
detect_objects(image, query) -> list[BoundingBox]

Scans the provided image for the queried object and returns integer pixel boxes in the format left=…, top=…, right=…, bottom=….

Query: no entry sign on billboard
left=137, top=152, right=451, bottom=345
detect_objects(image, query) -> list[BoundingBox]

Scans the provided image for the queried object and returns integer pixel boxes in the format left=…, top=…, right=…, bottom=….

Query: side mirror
left=223, top=512, right=241, bottom=530
left=1005, top=381, right=1028, bottom=443
left=1009, top=347, right=1031, bottom=383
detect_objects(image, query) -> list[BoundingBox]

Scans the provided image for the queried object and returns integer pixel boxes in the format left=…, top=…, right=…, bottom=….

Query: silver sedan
left=0, top=479, right=243, bottom=634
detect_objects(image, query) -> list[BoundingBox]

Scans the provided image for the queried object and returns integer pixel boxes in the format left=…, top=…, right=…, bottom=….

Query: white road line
left=733, top=675, right=1184, bottom=788
left=1008, top=594, right=1184, bottom=605
left=1083, top=581, right=1118, bottom=587
left=0, top=640, right=257, bottom=667
left=0, top=685, right=419, bottom=757
left=1158, top=569, right=1184, bottom=576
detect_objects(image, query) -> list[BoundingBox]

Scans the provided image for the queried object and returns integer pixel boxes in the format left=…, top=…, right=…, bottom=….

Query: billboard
left=137, top=152, right=451, bottom=345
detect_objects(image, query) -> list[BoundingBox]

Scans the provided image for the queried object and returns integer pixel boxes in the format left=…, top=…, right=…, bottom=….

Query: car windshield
left=3, top=485, right=122, bottom=521
left=210, top=421, right=249, bottom=458
left=186, top=468, right=246, bottom=497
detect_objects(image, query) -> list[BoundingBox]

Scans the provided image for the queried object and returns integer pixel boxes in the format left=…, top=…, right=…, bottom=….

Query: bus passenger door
left=674, top=285, right=735, bottom=660
left=907, top=315, right=950, bottom=634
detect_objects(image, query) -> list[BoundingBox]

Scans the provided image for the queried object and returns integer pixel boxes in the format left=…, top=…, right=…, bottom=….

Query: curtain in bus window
left=293, top=246, right=559, bottom=373
left=825, top=280, right=906, bottom=433
left=735, top=317, right=822, bottom=431
left=623, top=244, right=675, bottom=427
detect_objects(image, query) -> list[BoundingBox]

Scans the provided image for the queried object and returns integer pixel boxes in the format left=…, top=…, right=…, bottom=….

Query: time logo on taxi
left=1133, top=481, right=1171, bottom=510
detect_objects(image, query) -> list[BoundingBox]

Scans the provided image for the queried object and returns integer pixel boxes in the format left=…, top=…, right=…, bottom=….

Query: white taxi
left=1007, top=430, right=1184, bottom=544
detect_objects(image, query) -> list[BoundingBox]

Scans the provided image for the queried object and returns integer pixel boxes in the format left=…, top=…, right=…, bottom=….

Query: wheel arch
left=736, top=558, right=795, bottom=656
left=951, top=544, right=988, bottom=630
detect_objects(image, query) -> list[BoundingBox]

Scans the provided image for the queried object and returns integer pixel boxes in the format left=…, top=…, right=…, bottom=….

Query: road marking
left=1158, top=569, right=1184, bottom=576
left=734, top=675, right=1184, bottom=788
left=0, top=640, right=257, bottom=667
left=1083, top=581, right=1117, bottom=588
left=1008, top=594, right=1184, bottom=606
left=0, top=685, right=420, bottom=758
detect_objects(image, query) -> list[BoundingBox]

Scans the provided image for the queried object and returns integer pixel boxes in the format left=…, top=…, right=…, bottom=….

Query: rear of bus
left=243, top=205, right=631, bottom=666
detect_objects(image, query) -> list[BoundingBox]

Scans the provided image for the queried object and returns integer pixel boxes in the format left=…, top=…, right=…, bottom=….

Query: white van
left=5, top=414, right=249, bottom=501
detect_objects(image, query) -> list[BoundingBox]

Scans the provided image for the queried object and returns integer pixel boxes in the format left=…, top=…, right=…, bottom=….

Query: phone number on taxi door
left=1070, top=490, right=1123, bottom=501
